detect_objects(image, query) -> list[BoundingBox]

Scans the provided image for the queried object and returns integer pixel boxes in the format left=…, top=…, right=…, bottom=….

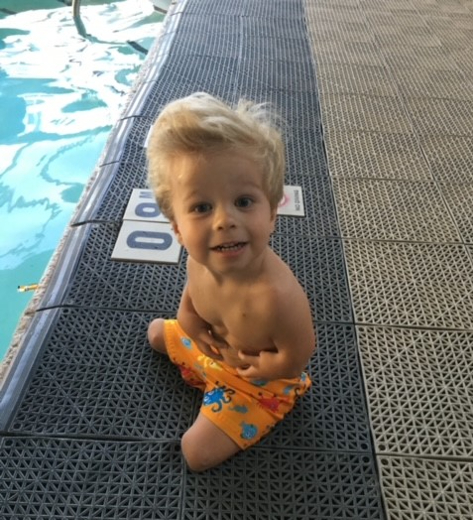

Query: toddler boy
left=147, top=93, right=315, bottom=471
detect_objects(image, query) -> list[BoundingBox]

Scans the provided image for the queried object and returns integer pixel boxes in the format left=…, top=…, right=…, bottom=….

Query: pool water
left=0, top=0, right=164, bottom=361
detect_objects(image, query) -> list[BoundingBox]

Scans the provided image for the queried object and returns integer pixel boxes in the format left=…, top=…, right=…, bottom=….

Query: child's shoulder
left=258, top=254, right=308, bottom=310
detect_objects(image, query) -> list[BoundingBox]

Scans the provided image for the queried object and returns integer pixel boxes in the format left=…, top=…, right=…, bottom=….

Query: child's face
left=169, top=151, right=277, bottom=276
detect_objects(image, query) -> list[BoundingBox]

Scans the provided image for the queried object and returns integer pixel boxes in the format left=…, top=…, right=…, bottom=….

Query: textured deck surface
left=2, top=0, right=473, bottom=518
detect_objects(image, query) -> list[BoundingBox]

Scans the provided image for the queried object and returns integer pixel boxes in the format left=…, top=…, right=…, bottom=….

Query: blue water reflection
left=0, top=0, right=162, bottom=359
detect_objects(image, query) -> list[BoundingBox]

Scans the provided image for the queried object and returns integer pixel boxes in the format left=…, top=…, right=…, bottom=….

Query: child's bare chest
left=189, top=278, right=274, bottom=353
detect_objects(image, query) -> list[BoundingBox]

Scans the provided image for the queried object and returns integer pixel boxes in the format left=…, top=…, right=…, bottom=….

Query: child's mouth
left=212, top=242, right=246, bottom=252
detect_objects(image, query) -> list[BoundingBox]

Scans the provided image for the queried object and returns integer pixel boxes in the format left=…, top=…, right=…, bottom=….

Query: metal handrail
left=72, top=0, right=81, bottom=19
left=71, top=0, right=87, bottom=38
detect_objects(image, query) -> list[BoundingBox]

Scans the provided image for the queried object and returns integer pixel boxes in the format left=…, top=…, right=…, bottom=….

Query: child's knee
left=147, top=319, right=167, bottom=354
left=181, top=431, right=216, bottom=472
left=181, top=418, right=241, bottom=472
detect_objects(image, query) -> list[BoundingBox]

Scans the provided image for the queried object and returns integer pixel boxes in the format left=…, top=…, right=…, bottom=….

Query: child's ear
left=171, top=220, right=184, bottom=245
left=269, top=208, right=277, bottom=232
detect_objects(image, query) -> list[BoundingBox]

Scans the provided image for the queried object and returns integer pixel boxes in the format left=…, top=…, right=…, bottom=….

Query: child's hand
left=236, top=349, right=298, bottom=381
left=236, top=350, right=267, bottom=379
left=194, top=328, right=228, bottom=361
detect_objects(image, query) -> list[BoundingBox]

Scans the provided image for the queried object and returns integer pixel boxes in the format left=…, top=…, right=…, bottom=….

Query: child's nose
left=213, top=205, right=237, bottom=230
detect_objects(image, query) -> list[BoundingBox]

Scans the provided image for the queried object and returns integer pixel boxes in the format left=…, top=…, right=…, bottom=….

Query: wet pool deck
left=2, top=0, right=473, bottom=518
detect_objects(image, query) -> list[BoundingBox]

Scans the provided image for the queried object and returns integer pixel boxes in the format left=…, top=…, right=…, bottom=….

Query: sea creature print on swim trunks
left=240, top=422, right=258, bottom=441
left=203, top=385, right=235, bottom=412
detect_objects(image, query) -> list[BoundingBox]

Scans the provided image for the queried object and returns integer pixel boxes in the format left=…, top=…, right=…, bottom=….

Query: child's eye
left=235, top=197, right=253, bottom=208
left=192, top=203, right=212, bottom=213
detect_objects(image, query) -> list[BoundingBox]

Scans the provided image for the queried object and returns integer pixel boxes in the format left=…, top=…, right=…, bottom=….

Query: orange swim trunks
left=163, top=320, right=311, bottom=449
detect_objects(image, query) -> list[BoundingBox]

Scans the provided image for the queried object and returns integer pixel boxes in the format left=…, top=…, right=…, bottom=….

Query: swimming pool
left=0, top=0, right=164, bottom=361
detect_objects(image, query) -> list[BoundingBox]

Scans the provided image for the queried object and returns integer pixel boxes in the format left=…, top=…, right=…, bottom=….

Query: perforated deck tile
left=324, top=130, right=432, bottom=181
left=182, top=450, right=385, bottom=520
left=40, top=224, right=187, bottom=313
left=321, top=93, right=412, bottom=134
left=419, top=135, right=473, bottom=185
left=332, top=178, right=461, bottom=243
left=308, top=20, right=374, bottom=44
left=358, top=0, right=418, bottom=14
left=171, top=31, right=240, bottom=61
left=242, top=16, right=310, bottom=42
left=275, top=173, right=340, bottom=238
left=372, top=25, right=442, bottom=49
left=393, top=68, right=473, bottom=101
left=364, top=10, right=429, bottom=28
left=381, top=44, right=459, bottom=72
left=39, top=224, right=352, bottom=324
left=0, top=437, right=385, bottom=520
left=307, top=6, right=367, bottom=25
left=233, top=89, right=322, bottom=131
left=270, top=235, right=353, bottom=324
left=404, top=97, right=473, bottom=136
left=378, top=456, right=473, bottom=519
left=241, top=35, right=316, bottom=65
left=73, top=158, right=148, bottom=225
left=126, top=72, right=239, bottom=123
left=439, top=184, right=473, bottom=244
left=434, top=28, right=473, bottom=49
left=284, top=128, right=328, bottom=176
left=343, top=240, right=473, bottom=329
left=357, top=325, right=473, bottom=458
left=0, top=437, right=184, bottom=520
left=5, top=308, right=370, bottom=453
left=185, top=0, right=308, bottom=20
left=259, top=323, right=372, bottom=452
left=7, top=308, right=198, bottom=439
left=239, top=58, right=318, bottom=93
left=317, top=62, right=398, bottom=97
left=309, top=40, right=386, bottom=67
left=449, top=48, right=473, bottom=78
left=147, top=53, right=240, bottom=99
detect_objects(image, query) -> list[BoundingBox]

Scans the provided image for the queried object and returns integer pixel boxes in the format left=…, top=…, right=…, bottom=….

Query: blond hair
left=147, top=92, right=285, bottom=221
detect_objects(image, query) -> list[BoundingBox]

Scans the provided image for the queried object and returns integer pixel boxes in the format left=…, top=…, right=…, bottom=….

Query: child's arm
left=177, top=284, right=228, bottom=360
left=236, top=294, right=315, bottom=380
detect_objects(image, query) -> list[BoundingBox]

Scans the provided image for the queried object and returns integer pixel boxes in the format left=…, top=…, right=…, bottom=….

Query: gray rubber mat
left=358, top=325, right=473, bottom=458
left=324, top=130, right=432, bottom=181
left=74, top=137, right=335, bottom=229
left=404, top=97, right=473, bottom=137
left=439, top=183, right=473, bottom=244
left=344, top=241, right=473, bottom=330
left=313, top=39, right=386, bottom=67
left=0, top=0, right=389, bottom=517
left=38, top=223, right=352, bottom=323
left=0, top=437, right=384, bottom=520
left=378, top=456, right=473, bottom=520
left=419, top=134, right=473, bottom=185
left=305, top=0, right=473, bottom=518
left=6, top=308, right=369, bottom=453
left=332, top=178, right=461, bottom=243
left=321, top=93, right=412, bottom=134
left=317, top=62, right=398, bottom=97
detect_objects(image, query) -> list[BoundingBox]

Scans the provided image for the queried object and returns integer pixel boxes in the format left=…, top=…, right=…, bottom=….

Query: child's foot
left=147, top=318, right=167, bottom=354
